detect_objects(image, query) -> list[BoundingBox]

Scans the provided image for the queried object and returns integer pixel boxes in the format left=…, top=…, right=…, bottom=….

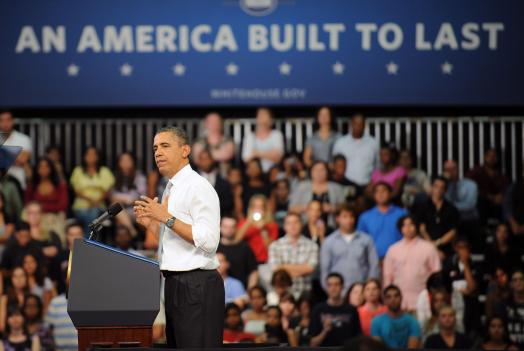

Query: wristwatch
left=165, top=216, right=176, bottom=228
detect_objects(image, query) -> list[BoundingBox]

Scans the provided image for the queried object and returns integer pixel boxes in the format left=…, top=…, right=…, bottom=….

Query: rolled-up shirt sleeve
left=190, top=181, right=221, bottom=254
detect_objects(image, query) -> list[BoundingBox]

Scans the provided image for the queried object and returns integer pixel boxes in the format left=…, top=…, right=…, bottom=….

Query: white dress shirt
left=159, top=164, right=221, bottom=271
left=332, top=133, right=379, bottom=186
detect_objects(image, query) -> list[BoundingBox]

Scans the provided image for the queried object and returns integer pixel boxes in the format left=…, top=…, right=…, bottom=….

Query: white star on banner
left=172, top=63, right=186, bottom=76
left=67, top=63, right=79, bottom=77
left=332, top=61, right=345, bottom=75
left=441, top=61, right=453, bottom=75
left=120, top=63, right=133, bottom=77
left=279, top=62, right=292, bottom=75
left=226, top=63, right=239, bottom=76
left=386, top=61, right=399, bottom=75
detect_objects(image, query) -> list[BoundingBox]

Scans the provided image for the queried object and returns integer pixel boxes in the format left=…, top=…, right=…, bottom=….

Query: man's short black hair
left=15, top=221, right=30, bottom=232
left=156, top=126, right=189, bottom=146
left=432, top=175, right=448, bottom=190
left=383, top=284, right=401, bottom=296
left=326, top=272, right=344, bottom=286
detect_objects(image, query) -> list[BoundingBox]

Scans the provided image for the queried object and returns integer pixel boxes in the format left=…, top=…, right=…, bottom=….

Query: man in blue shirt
left=357, top=182, right=407, bottom=258
left=371, top=285, right=421, bottom=349
left=321, top=204, right=379, bottom=295
left=217, top=252, right=247, bottom=308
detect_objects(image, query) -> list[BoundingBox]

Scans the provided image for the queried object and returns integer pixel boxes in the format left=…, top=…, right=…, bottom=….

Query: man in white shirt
left=134, top=126, right=224, bottom=348
left=332, top=114, right=378, bottom=187
left=0, top=110, right=33, bottom=189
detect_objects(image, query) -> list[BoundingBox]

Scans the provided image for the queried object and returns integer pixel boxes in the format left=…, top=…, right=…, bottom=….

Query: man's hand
left=134, top=195, right=170, bottom=227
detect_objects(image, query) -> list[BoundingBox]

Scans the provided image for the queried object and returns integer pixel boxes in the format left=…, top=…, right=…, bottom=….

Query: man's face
left=198, top=151, right=215, bottom=173
left=401, top=217, right=417, bottom=239
left=384, top=289, right=402, bottom=312
left=256, top=109, right=272, bottom=130
left=66, top=225, right=84, bottom=249
left=336, top=210, right=355, bottom=232
left=351, top=115, right=365, bottom=138
left=220, top=217, right=237, bottom=240
left=511, top=272, right=524, bottom=294
left=438, top=308, right=456, bottom=330
left=204, top=113, right=222, bottom=134
left=0, top=112, right=14, bottom=134
left=306, top=201, right=322, bottom=222
left=16, top=229, right=31, bottom=247
left=431, top=179, right=446, bottom=199
left=484, top=149, right=498, bottom=168
left=284, top=215, right=302, bottom=238
left=326, top=276, right=343, bottom=300
left=373, top=184, right=391, bottom=206
left=154, top=132, right=190, bottom=178
left=333, top=159, right=346, bottom=177
left=444, top=160, right=459, bottom=180
left=115, top=227, right=132, bottom=249
left=399, top=151, right=412, bottom=169
left=217, top=253, right=229, bottom=276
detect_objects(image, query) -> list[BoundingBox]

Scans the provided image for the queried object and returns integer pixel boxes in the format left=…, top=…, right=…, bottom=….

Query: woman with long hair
left=243, top=286, right=268, bottom=337
left=22, top=294, right=54, bottom=350
left=22, top=254, right=56, bottom=313
left=1, top=306, right=41, bottom=351
left=358, top=279, right=387, bottom=336
left=480, top=316, right=519, bottom=350
left=0, top=267, right=30, bottom=333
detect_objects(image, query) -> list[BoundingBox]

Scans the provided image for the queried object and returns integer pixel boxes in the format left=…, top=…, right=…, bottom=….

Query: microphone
left=88, top=203, right=123, bottom=239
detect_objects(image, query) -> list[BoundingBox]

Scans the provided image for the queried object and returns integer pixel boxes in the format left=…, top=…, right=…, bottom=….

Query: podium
left=67, top=239, right=161, bottom=350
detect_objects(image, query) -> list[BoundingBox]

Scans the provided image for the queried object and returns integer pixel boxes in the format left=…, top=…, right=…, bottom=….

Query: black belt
left=161, top=269, right=208, bottom=278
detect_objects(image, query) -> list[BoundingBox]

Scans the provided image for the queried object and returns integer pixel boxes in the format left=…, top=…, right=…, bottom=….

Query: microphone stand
left=88, top=223, right=102, bottom=241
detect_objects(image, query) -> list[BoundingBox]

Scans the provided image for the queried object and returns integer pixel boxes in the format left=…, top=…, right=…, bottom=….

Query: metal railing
left=16, top=116, right=524, bottom=181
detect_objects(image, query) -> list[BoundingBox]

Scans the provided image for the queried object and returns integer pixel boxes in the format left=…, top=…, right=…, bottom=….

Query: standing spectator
left=236, top=159, right=271, bottom=218
left=269, top=213, right=318, bottom=298
left=399, top=150, right=430, bottom=208
left=110, top=152, right=146, bottom=238
left=217, top=252, right=248, bottom=308
left=217, top=215, right=258, bottom=289
left=417, top=176, right=460, bottom=257
left=358, top=279, right=387, bottom=336
left=309, top=273, right=361, bottom=347
left=44, top=145, right=66, bottom=181
left=444, top=160, right=479, bottom=221
left=22, top=254, right=56, bottom=313
left=1, top=222, right=43, bottom=275
left=303, top=107, right=340, bottom=167
left=496, top=269, right=524, bottom=349
left=242, top=108, right=284, bottom=173
left=269, top=179, right=290, bottom=235
left=0, top=193, right=15, bottom=252
left=242, top=286, right=268, bottom=337
left=321, top=204, right=379, bottom=295
left=346, top=283, right=365, bottom=308
left=371, top=285, right=421, bottom=349
left=0, top=110, right=33, bottom=190
left=368, top=144, right=406, bottom=201
left=484, top=223, right=521, bottom=276
left=357, top=182, right=407, bottom=259
left=289, top=161, right=347, bottom=227
left=23, top=294, right=54, bottom=350
left=480, top=317, right=519, bottom=350
left=196, top=148, right=234, bottom=217
left=25, top=157, right=68, bottom=240
left=45, top=293, right=78, bottom=351
left=192, top=112, right=235, bottom=176
left=70, top=146, right=115, bottom=235
left=236, top=195, right=279, bottom=264
left=302, top=200, right=331, bottom=245
left=332, top=113, right=379, bottom=188
left=2, top=307, right=41, bottom=351
left=223, top=303, right=256, bottom=343
left=466, top=148, right=509, bottom=222
left=383, top=215, right=441, bottom=311
left=423, top=305, right=472, bottom=349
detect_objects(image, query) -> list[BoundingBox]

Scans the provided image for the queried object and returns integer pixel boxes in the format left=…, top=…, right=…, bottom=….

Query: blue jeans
left=74, top=208, right=103, bottom=237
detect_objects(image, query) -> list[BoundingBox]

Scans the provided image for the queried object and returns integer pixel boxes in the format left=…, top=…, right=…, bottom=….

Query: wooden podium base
left=78, top=326, right=152, bottom=350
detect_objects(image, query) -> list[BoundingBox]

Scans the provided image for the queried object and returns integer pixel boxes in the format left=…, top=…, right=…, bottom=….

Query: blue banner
left=0, top=0, right=522, bottom=107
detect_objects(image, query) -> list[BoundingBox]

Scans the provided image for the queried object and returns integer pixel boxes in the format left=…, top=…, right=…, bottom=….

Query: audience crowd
left=0, top=108, right=524, bottom=350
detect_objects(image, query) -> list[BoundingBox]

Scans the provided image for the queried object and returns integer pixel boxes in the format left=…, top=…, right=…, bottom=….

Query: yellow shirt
left=70, top=166, right=115, bottom=209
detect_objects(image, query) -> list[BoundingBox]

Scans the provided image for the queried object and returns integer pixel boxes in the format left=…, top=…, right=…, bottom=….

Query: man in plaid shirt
left=269, top=212, right=319, bottom=298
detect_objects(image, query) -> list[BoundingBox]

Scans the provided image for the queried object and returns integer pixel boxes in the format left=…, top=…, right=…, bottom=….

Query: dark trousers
left=164, top=269, right=224, bottom=348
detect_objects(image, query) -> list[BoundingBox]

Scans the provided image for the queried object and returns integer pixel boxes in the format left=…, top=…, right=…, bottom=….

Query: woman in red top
left=357, top=278, right=387, bottom=336
left=236, top=195, right=278, bottom=263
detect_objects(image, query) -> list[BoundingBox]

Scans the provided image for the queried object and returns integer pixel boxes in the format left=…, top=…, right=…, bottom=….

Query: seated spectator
left=25, top=157, right=68, bottom=241
left=332, top=113, right=379, bottom=188
left=192, top=112, right=235, bottom=177
left=290, top=161, right=347, bottom=227
left=417, top=176, right=460, bottom=257
left=224, top=303, right=256, bottom=343
left=466, top=148, right=509, bottom=222
left=303, top=106, right=340, bottom=168
left=236, top=159, right=271, bottom=218
left=321, top=204, right=379, bottom=295
left=480, top=316, right=519, bottom=350
left=484, top=223, right=521, bottom=276
left=496, top=268, right=524, bottom=349
left=442, top=237, right=481, bottom=337
left=383, top=215, right=441, bottom=311
left=1, top=222, right=43, bottom=275
left=0, top=193, right=15, bottom=251
left=485, top=266, right=511, bottom=320
left=368, top=144, right=406, bottom=201
left=504, top=178, right=524, bottom=241
left=242, top=107, right=284, bottom=173
left=70, top=146, right=115, bottom=235
left=218, top=215, right=258, bottom=289
left=289, top=293, right=312, bottom=346
left=56, top=220, right=83, bottom=294
left=44, top=145, right=66, bottom=181
left=309, top=273, right=361, bottom=347
left=357, top=182, right=407, bottom=259
left=256, top=306, right=288, bottom=344
left=303, top=200, right=332, bottom=245
left=423, top=305, right=472, bottom=349
left=279, top=294, right=298, bottom=345
left=197, top=148, right=234, bottom=217
left=0, top=267, right=30, bottom=332
left=371, top=285, right=421, bottom=349
left=217, top=252, right=248, bottom=308
left=420, top=288, right=450, bottom=341
left=269, top=179, right=290, bottom=235
left=346, top=282, right=365, bottom=308
left=399, top=150, right=430, bottom=208
left=236, top=195, right=278, bottom=264
left=282, top=154, right=307, bottom=187
left=0, top=171, right=24, bottom=221
left=45, top=290, right=78, bottom=350
left=242, top=286, right=268, bottom=337
left=22, top=254, right=56, bottom=312
left=113, top=225, right=142, bottom=256
left=269, top=213, right=318, bottom=298
left=23, top=294, right=54, bottom=350
left=267, top=269, right=293, bottom=306
left=358, top=279, right=387, bottom=336
left=110, top=152, right=146, bottom=238
left=2, top=306, right=41, bottom=351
